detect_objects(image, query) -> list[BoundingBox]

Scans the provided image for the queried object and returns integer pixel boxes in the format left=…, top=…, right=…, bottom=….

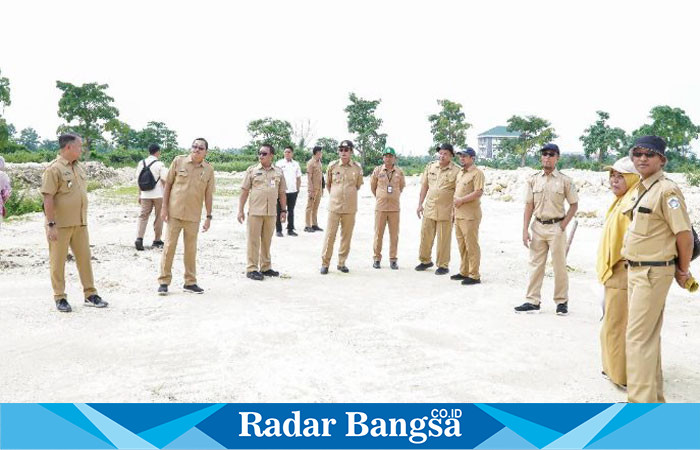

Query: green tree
left=579, top=111, right=627, bottom=163
left=18, top=127, right=40, bottom=150
left=0, top=69, right=10, bottom=113
left=39, top=139, right=59, bottom=151
left=632, top=105, right=700, bottom=154
left=137, top=121, right=179, bottom=150
left=344, top=92, right=387, bottom=168
left=316, top=137, right=338, bottom=154
left=504, top=115, right=557, bottom=167
left=427, top=99, right=471, bottom=153
left=56, top=81, right=119, bottom=156
left=245, top=117, right=294, bottom=154
left=105, top=119, right=137, bottom=149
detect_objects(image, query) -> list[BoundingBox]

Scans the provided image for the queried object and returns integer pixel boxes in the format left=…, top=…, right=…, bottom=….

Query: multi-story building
left=477, top=126, right=520, bottom=159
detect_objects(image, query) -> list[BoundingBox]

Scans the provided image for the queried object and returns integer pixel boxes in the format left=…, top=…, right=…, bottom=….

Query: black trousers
left=277, top=191, right=298, bottom=232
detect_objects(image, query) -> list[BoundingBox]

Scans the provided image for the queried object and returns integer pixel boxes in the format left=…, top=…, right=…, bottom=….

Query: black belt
left=536, top=217, right=564, bottom=224
left=627, top=260, right=676, bottom=267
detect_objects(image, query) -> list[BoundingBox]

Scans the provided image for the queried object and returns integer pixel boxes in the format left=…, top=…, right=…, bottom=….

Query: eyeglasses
left=339, top=148, right=351, bottom=152
left=258, top=152, right=270, bottom=156
left=541, top=151, right=557, bottom=158
left=631, top=150, right=658, bottom=159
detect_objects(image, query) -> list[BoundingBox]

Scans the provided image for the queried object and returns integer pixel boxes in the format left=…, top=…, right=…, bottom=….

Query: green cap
left=383, top=147, right=396, bottom=156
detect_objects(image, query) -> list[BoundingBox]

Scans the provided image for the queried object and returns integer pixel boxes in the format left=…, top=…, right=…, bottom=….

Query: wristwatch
left=281, top=210, right=287, bottom=213
left=48, top=221, right=56, bottom=227
left=206, top=215, right=213, bottom=219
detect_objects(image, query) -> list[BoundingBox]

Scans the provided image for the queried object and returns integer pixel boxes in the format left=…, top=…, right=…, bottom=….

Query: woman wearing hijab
left=0, top=156, right=12, bottom=225
left=597, top=156, right=640, bottom=388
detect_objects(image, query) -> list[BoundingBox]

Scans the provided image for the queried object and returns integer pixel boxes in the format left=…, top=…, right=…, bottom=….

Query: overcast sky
left=2, top=0, right=699, bottom=155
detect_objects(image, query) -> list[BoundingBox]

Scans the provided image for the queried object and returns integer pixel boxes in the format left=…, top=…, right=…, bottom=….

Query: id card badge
left=270, top=179, right=276, bottom=187
left=387, top=185, right=393, bottom=194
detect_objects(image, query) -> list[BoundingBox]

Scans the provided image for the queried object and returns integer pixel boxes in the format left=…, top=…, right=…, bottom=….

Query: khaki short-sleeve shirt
left=166, top=154, right=216, bottom=222
left=241, top=163, right=286, bottom=216
left=455, top=165, right=485, bottom=220
left=422, top=161, right=460, bottom=221
left=327, top=159, right=363, bottom=214
left=622, top=171, right=692, bottom=261
left=523, top=169, right=578, bottom=220
left=40, top=156, right=88, bottom=228
left=306, top=158, right=323, bottom=193
left=370, top=164, right=406, bottom=212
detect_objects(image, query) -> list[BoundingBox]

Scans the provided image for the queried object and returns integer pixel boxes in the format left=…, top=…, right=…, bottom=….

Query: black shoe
left=337, top=265, right=349, bottom=273
left=56, top=298, right=72, bottom=313
left=450, top=273, right=467, bottom=281
left=556, top=302, right=569, bottom=316
left=390, top=260, right=399, bottom=270
left=461, top=277, right=481, bottom=285
left=288, top=230, right=298, bottom=236
left=158, top=284, right=168, bottom=295
left=320, top=266, right=329, bottom=275
left=246, top=271, right=264, bottom=281
left=152, top=240, right=164, bottom=248
left=435, top=267, right=449, bottom=275
left=415, top=262, right=434, bottom=271
left=304, top=227, right=313, bottom=232
left=84, top=294, right=108, bottom=308
left=183, top=284, right=204, bottom=294
left=312, top=225, right=323, bottom=231
left=276, top=231, right=284, bottom=237
left=373, top=260, right=381, bottom=269
left=514, top=302, right=541, bottom=313
left=135, top=238, right=144, bottom=251
left=261, top=269, right=279, bottom=277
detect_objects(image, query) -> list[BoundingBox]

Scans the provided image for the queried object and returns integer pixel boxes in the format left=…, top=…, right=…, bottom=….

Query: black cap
left=632, top=135, right=666, bottom=155
left=339, top=140, right=354, bottom=149
left=438, top=143, right=454, bottom=154
left=540, top=143, right=560, bottom=154
left=456, top=147, right=476, bottom=157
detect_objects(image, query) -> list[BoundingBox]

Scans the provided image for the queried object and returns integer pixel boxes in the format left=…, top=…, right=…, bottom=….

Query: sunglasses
left=258, top=152, right=270, bottom=156
left=541, top=151, right=558, bottom=157
left=631, top=150, right=658, bottom=159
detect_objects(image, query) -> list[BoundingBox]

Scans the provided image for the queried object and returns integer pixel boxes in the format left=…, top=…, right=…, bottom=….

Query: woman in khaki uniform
left=597, top=157, right=640, bottom=389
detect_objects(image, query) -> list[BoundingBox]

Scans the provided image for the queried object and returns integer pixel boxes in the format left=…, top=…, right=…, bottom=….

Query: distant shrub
left=686, top=171, right=700, bottom=187
left=4, top=180, right=43, bottom=218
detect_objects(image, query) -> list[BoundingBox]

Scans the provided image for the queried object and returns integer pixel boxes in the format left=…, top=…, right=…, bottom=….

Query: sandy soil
left=1, top=169, right=699, bottom=403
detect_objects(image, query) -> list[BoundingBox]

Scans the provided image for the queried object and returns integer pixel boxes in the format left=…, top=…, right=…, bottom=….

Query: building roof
left=478, top=126, right=521, bottom=138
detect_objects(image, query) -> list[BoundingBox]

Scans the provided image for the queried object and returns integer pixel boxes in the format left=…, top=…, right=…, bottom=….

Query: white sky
left=2, top=0, right=699, bottom=155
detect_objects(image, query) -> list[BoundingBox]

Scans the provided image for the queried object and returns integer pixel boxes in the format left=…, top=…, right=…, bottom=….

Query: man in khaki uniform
left=158, top=138, right=215, bottom=295
left=370, top=147, right=406, bottom=270
left=622, top=135, right=693, bottom=403
left=304, top=145, right=324, bottom=232
left=320, top=140, right=363, bottom=274
left=238, top=144, right=287, bottom=281
left=416, top=143, right=460, bottom=275
left=41, top=133, right=108, bottom=312
left=451, top=147, right=485, bottom=285
left=515, top=143, right=578, bottom=315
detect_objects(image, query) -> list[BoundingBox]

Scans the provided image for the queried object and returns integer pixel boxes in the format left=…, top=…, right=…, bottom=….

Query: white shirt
left=275, top=158, right=302, bottom=193
left=135, top=155, right=168, bottom=199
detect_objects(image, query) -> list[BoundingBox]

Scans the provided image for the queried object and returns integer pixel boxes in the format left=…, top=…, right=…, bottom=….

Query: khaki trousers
left=374, top=210, right=400, bottom=261
left=48, top=226, right=97, bottom=301
left=626, top=264, right=674, bottom=403
left=525, top=221, right=568, bottom=304
left=136, top=198, right=163, bottom=241
left=601, top=260, right=629, bottom=387
left=247, top=214, right=276, bottom=272
left=321, top=211, right=356, bottom=267
left=418, top=217, right=452, bottom=269
left=158, top=217, right=200, bottom=286
left=306, top=189, right=322, bottom=227
left=455, top=217, right=481, bottom=279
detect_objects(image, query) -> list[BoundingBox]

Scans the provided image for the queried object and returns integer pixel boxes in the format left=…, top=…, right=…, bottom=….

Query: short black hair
left=312, top=146, right=322, bottom=155
left=148, top=143, right=161, bottom=155
left=193, top=137, right=208, bottom=150
left=284, top=145, right=293, bottom=152
left=58, top=133, right=80, bottom=149
left=261, top=143, right=275, bottom=154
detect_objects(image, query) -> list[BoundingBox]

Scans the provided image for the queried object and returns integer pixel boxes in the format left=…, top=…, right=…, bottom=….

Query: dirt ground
left=1, top=170, right=699, bottom=403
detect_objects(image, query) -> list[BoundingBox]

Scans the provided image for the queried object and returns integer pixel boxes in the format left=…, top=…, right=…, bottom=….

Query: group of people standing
left=37, top=131, right=694, bottom=403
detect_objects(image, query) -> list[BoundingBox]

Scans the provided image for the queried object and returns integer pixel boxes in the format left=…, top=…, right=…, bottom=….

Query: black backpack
left=137, top=159, right=159, bottom=191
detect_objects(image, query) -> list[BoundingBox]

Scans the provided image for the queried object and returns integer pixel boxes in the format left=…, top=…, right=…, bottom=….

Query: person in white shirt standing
left=275, top=145, right=302, bottom=237
left=135, top=143, right=169, bottom=250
